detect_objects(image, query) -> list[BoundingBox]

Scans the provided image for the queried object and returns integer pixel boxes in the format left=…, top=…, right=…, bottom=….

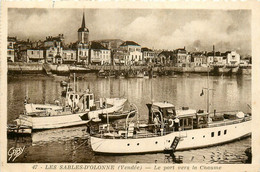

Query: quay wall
left=8, top=62, right=44, bottom=74
left=7, top=63, right=251, bottom=75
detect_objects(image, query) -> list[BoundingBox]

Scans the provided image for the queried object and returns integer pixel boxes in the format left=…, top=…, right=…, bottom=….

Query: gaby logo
left=8, top=146, right=25, bottom=162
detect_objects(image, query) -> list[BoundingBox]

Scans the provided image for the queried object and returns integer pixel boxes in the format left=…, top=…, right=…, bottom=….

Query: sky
left=8, top=8, right=251, bottom=55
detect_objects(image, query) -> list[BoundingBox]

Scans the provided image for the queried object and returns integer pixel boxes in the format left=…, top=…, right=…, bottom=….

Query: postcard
left=1, top=1, right=260, bottom=171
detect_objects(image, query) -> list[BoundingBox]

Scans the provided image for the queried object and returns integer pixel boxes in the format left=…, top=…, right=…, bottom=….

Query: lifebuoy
left=168, top=119, right=174, bottom=127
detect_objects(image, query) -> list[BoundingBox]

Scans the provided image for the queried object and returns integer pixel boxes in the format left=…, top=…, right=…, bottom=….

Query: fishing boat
left=143, top=71, right=149, bottom=79
left=90, top=101, right=251, bottom=154
left=7, top=123, right=32, bottom=135
left=97, top=68, right=108, bottom=78
left=15, top=76, right=128, bottom=130
left=136, top=70, right=144, bottom=78
left=218, top=66, right=231, bottom=75
left=126, top=69, right=136, bottom=78
left=117, top=71, right=125, bottom=79
left=16, top=90, right=127, bottom=130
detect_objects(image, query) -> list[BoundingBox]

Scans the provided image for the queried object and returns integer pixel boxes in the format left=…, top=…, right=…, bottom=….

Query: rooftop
left=141, top=47, right=153, bottom=52
left=120, top=41, right=140, bottom=47
left=90, top=41, right=109, bottom=50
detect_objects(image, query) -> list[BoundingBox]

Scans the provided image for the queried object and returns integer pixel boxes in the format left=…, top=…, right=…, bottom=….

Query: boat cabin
left=66, top=90, right=95, bottom=112
left=148, top=102, right=209, bottom=133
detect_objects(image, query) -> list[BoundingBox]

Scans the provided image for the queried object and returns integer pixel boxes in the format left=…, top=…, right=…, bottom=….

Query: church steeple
left=81, top=12, right=86, bottom=28
left=78, top=12, right=89, bottom=44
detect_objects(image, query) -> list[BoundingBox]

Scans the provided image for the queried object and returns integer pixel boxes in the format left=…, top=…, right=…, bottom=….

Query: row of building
left=7, top=13, right=251, bottom=67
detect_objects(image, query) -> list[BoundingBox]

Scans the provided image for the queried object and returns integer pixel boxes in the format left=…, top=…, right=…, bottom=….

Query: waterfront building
left=191, top=52, right=207, bottom=67
left=141, top=47, right=155, bottom=64
left=77, top=13, right=90, bottom=64
left=113, top=50, right=125, bottom=65
left=26, top=49, right=44, bottom=63
left=157, top=51, right=176, bottom=66
left=119, top=41, right=142, bottom=66
left=175, top=47, right=188, bottom=67
left=206, top=51, right=225, bottom=66
left=226, top=51, right=240, bottom=66
left=62, top=49, right=77, bottom=64
left=44, top=34, right=64, bottom=64
left=16, top=40, right=32, bottom=62
left=7, top=36, right=17, bottom=62
left=89, top=42, right=111, bottom=65
left=93, top=39, right=124, bottom=65
left=240, top=59, right=250, bottom=67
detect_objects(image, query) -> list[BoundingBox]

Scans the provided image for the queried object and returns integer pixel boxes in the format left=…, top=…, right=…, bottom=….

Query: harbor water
left=7, top=74, right=251, bottom=163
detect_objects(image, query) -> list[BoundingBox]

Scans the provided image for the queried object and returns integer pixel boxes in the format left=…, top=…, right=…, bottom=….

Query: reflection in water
left=32, top=126, right=89, bottom=144
left=7, top=74, right=251, bottom=163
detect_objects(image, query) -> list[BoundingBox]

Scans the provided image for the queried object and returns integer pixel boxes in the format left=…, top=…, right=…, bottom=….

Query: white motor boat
left=16, top=86, right=127, bottom=130
left=90, top=102, right=251, bottom=154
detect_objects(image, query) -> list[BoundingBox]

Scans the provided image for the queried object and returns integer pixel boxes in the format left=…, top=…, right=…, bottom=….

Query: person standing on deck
left=154, top=115, right=160, bottom=133
left=174, top=117, right=180, bottom=131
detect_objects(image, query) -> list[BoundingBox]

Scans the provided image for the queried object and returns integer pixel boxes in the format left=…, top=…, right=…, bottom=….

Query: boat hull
left=90, top=120, right=251, bottom=154
left=19, top=98, right=127, bottom=130
left=25, top=103, right=63, bottom=114
left=17, top=113, right=89, bottom=130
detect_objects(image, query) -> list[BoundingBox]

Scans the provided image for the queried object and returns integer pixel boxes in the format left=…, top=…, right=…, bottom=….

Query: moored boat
left=90, top=102, right=251, bottom=154
left=17, top=95, right=127, bottom=130
left=15, top=80, right=128, bottom=130
left=136, top=70, right=144, bottom=78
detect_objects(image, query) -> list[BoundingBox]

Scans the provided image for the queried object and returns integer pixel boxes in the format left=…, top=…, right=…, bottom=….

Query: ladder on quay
left=43, top=63, right=52, bottom=75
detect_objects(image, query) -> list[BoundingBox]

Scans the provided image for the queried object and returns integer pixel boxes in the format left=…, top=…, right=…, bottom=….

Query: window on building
left=211, top=132, right=214, bottom=137
left=218, top=131, right=221, bottom=136
left=31, top=51, right=33, bottom=55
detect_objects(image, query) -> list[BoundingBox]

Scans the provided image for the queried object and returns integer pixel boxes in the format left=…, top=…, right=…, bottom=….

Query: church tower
left=78, top=13, right=89, bottom=44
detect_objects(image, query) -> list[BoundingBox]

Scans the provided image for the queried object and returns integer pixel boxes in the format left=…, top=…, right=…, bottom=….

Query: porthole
left=224, top=130, right=227, bottom=135
left=168, top=140, right=170, bottom=143
left=137, top=143, right=139, bottom=146
left=155, top=141, right=158, bottom=144
left=127, top=143, right=130, bottom=146
left=218, top=131, right=221, bottom=136
left=192, top=137, right=194, bottom=139
left=203, top=135, right=205, bottom=138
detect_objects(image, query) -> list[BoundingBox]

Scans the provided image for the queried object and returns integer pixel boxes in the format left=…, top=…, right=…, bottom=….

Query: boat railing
left=208, top=115, right=251, bottom=128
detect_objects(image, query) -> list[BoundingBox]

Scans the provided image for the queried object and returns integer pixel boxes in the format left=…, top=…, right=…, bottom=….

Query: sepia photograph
left=2, top=2, right=258, bottom=169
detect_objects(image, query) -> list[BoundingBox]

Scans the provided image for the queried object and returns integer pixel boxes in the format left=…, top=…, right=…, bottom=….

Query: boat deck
left=92, top=115, right=251, bottom=139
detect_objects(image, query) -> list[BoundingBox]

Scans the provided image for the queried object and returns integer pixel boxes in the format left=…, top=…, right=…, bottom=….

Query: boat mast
left=73, top=73, right=76, bottom=93
left=151, top=69, right=153, bottom=103
left=207, top=65, right=210, bottom=113
left=205, top=45, right=215, bottom=113
left=106, top=113, right=110, bottom=132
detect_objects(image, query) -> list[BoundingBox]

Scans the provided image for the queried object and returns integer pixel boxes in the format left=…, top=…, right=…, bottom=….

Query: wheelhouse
left=147, top=102, right=209, bottom=133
